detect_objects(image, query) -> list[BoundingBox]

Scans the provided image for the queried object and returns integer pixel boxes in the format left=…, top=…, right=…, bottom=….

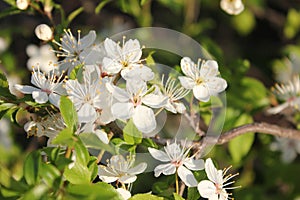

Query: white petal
left=177, top=166, right=198, bottom=187
left=178, top=76, right=195, bottom=90
left=77, top=103, right=97, bottom=123
left=154, top=163, right=176, bottom=177
left=14, top=84, right=39, bottom=94
left=180, top=57, right=197, bottom=78
left=111, top=86, right=131, bottom=102
left=174, top=102, right=186, bottom=113
left=148, top=147, right=171, bottom=162
left=103, top=57, right=122, bottom=74
left=116, top=188, right=131, bottom=200
left=206, top=77, right=227, bottom=95
left=193, top=84, right=210, bottom=102
left=132, top=105, right=156, bottom=133
left=200, top=60, right=219, bottom=78
left=197, top=180, right=218, bottom=199
left=142, top=93, right=168, bottom=108
left=205, top=158, right=220, bottom=184
left=49, top=93, right=60, bottom=108
left=184, top=158, right=204, bottom=171
left=98, top=167, right=119, bottom=183
left=111, top=102, right=134, bottom=120
left=78, top=30, right=96, bottom=50
left=126, top=80, right=147, bottom=96
left=123, top=39, right=142, bottom=63
left=121, top=65, right=154, bottom=82
left=267, top=102, right=289, bottom=115
left=32, top=91, right=48, bottom=104
left=127, top=162, right=147, bottom=175
left=95, top=129, right=109, bottom=144
left=119, top=174, right=137, bottom=184
left=104, top=38, right=120, bottom=58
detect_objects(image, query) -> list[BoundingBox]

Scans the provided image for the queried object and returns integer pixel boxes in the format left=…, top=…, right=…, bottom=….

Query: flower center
left=131, top=95, right=141, bottom=107
left=195, top=78, right=204, bottom=85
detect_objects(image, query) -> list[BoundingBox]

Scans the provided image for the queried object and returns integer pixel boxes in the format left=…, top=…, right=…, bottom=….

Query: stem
left=154, top=107, right=164, bottom=116
left=97, top=131, right=114, bottom=163
left=175, top=169, right=179, bottom=195
left=65, top=147, right=72, bottom=159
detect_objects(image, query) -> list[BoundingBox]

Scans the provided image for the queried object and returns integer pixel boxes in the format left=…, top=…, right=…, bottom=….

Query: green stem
left=175, top=169, right=179, bottom=195
left=97, top=131, right=114, bottom=163
left=65, top=147, right=72, bottom=159
left=154, top=107, right=164, bottom=117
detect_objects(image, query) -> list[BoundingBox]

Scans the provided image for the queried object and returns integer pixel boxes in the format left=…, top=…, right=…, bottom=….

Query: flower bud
left=35, top=24, right=53, bottom=41
left=220, top=0, right=244, bottom=15
left=16, top=0, right=29, bottom=10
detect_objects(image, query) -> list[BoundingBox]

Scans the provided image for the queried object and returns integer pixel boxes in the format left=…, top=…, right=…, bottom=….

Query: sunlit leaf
left=60, top=96, right=78, bottom=131
left=123, top=119, right=143, bottom=145
left=23, top=151, right=41, bottom=185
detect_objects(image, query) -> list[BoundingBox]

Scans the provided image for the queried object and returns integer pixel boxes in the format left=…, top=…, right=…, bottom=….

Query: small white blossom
left=220, top=0, right=244, bottom=15
left=267, top=75, right=300, bottom=114
left=16, top=0, right=29, bottom=10
left=0, top=37, right=9, bottom=53
left=35, top=24, right=53, bottom=41
left=102, top=37, right=154, bottom=81
left=179, top=57, right=227, bottom=102
left=98, top=154, right=147, bottom=184
left=14, top=67, right=66, bottom=107
left=53, top=29, right=97, bottom=73
left=198, top=158, right=239, bottom=200
left=26, top=44, right=58, bottom=73
left=65, top=65, right=114, bottom=124
left=109, top=80, right=167, bottom=134
left=116, top=188, right=131, bottom=200
left=270, top=137, right=300, bottom=163
left=148, top=140, right=204, bottom=187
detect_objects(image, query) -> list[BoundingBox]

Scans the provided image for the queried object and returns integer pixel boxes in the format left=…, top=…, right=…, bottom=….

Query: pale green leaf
left=123, top=119, right=143, bottom=145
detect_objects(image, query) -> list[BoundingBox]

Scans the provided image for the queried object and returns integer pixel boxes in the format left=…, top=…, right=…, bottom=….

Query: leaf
left=39, top=162, right=61, bottom=187
left=64, top=162, right=91, bottom=184
left=69, top=64, right=84, bottom=80
left=173, top=193, right=185, bottom=200
left=0, top=71, right=16, bottom=100
left=0, top=7, right=22, bottom=19
left=74, top=138, right=90, bottom=166
left=146, top=51, right=156, bottom=66
left=228, top=113, right=255, bottom=164
left=95, top=0, right=112, bottom=14
left=87, top=156, right=99, bottom=182
left=19, top=184, right=48, bottom=200
left=130, top=193, right=164, bottom=200
left=231, top=9, right=256, bottom=35
left=51, top=127, right=74, bottom=146
left=23, top=151, right=41, bottom=185
left=59, top=96, right=78, bottom=131
left=123, top=119, right=143, bottom=145
left=140, top=0, right=149, bottom=6
left=187, top=187, right=200, bottom=200
left=67, top=7, right=84, bottom=25
left=66, top=182, right=122, bottom=200
left=79, top=132, right=115, bottom=153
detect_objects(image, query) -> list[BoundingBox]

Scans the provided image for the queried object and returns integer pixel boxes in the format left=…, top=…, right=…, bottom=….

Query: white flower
left=53, top=29, right=96, bottom=73
left=16, top=0, right=29, bottom=10
left=178, top=57, right=227, bottom=102
left=148, top=140, right=204, bottom=187
left=26, top=44, right=58, bottom=73
left=220, top=0, right=244, bottom=15
left=270, top=137, right=300, bottom=163
left=102, top=37, right=154, bottom=81
left=116, top=188, right=131, bottom=200
left=79, top=122, right=109, bottom=144
left=0, top=37, right=9, bottom=54
left=109, top=80, right=167, bottom=134
left=267, top=75, right=300, bottom=114
left=65, top=65, right=114, bottom=124
left=14, top=67, right=66, bottom=107
left=35, top=24, right=53, bottom=41
left=159, top=75, right=189, bottom=113
left=98, top=154, right=147, bottom=184
left=197, top=158, right=239, bottom=200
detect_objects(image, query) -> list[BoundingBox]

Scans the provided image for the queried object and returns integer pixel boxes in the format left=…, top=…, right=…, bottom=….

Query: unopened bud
left=35, top=24, right=53, bottom=41
left=220, top=0, right=244, bottom=15
left=16, top=0, right=29, bottom=10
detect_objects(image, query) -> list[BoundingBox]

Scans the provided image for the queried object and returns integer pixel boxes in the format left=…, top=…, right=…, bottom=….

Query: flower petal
left=14, top=84, right=39, bottom=94
left=142, top=93, right=168, bottom=108
left=119, top=174, right=137, bottom=184
left=32, top=91, right=48, bottom=104
left=123, top=39, right=142, bottom=63
left=77, top=103, right=97, bottom=123
left=177, top=166, right=198, bottom=187
left=95, top=129, right=109, bottom=144
left=200, top=60, right=219, bottom=78
left=78, top=30, right=96, bottom=50
left=49, top=93, right=61, bottom=108
left=148, top=147, right=171, bottom=162
left=98, top=167, right=119, bottom=183
left=111, top=102, right=134, bottom=120
left=197, top=180, right=218, bottom=199
left=154, top=163, right=175, bottom=177
left=206, top=77, right=227, bottom=95
left=193, top=84, right=210, bottom=102
left=184, top=158, right=204, bottom=171
left=127, top=162, right=147, bottom=175
left=180, top=57, right=197, bottom=78
left=132, top=105, right=156, bottom=133
left=116, top=188, right=131, bottom=200
left=178, top=76, right=195, bottom=90
left=103, top=57, right=122, bottom=74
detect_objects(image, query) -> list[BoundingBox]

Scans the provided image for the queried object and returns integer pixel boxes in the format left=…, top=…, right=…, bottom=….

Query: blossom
left=267, top=75, right=300, bottom=114
left=16, top=0, right=29, bottom=10
left=65, top=65, right=114, bottom=124
left=159, top=75, right=189, bottom=113
left=53, top=29, right=96, bottom=73
left=148, top=140, right=204, bottom=187
left=14, top=67, right=66, bottom=107
left=178, top=57, right=227, bottom=102
left=35, top=24, right=53, bottom=41
left=270, top=137, right=300, bottom=163
left=102, top=37, right=154, bottom=81
left=220, top=0, right=244, bottom=15
left=98, top=154, right=147, bottom=184
left=26, top=44, right=58, bottom=73
left=116, top=188, right=131, bottom=200
left=197, top=158, right=239, bottom=200
left=0, top=37, right=9, bottom=54
left=109, top=80, right=167, bottom=134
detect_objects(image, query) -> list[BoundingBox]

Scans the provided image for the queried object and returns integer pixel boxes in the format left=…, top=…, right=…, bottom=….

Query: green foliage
left=123, top=119, right=143, bottom=145
left=284, top=9, right=300, bottom=39
left=59, top=96, right=78, bottom=131
left=130, top=193, right=164, bottom=200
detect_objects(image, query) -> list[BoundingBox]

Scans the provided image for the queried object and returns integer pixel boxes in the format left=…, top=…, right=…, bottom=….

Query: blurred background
left=1, top=0, right=300, bottom=199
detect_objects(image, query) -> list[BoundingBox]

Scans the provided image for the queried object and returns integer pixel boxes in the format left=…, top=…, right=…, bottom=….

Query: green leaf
left=173, top=193, right=185, bottom=200
left=87, top=156, right=99, bottom=182
left=67, top=7, right=84, bottom=25
left=146, top=51, right=156, bottom=66
left=19, top=184, right=48, bottom=200
left=228, top=113, right=255, bottom=164
left=187, top=187, right=200, bottom=200
left=66, top=182, right=122, bottom=200
left=231, top=9, right=256, bottom=35
left=51, top=127, right=74, bottom=146
left=95, top=0, right=112, bottom=14
left=59, top=96, right=78, bottom=130
left=74, top=138, right=90, bottom=166
left=284, top=9, right=300, bottom=39
left=64, top=162, right=91, bottom=184
left=130, top=193, right=164, bottom=200
left=0, top=71, right=16, bottom=100
left=141, top=138, right=158, bottom=148
left=69, top=63, right=84, bottom=81
left=23, top=151, right=41, bottom=185
left=79, top=132, right=115, bottom=153
left=123, top=119, right=143, bottom=145
left=0, top=7, right=22, bottom=19
left=39, top=162, right=61, bottom=187
left=140, top=0, right=149, bottom=5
